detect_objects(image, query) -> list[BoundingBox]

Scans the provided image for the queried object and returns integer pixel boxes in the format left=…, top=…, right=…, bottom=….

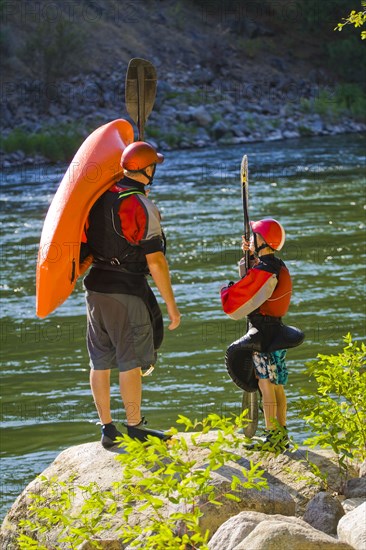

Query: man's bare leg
left=119, top=367, right=142, bottom=426
left=90, top=369, right=112, bottom=425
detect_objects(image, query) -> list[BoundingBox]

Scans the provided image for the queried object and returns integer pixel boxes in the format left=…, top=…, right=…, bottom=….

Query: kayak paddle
left=240, top=154, right=259, bottom=438
left=125, top=58, right=157, bottom=141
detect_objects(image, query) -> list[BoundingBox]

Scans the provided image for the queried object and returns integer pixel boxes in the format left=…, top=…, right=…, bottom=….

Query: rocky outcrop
left=2, top=0, right=365, bottom=168
left=1, top=432, right=364, bottom=549
left=1, top=62, right=365, bottom=169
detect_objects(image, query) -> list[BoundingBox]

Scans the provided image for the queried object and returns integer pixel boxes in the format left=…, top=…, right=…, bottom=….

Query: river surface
left=1, top=134, right=365, bottom=519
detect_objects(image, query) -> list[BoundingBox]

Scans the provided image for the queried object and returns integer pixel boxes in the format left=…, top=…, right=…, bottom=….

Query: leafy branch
left=17, top=412, right=268, bottom=549
left=334, top=3, right=366, bottom=39
left=114, top=413, right=268, bottom=549
left=299, top=334, right=366, bottom=471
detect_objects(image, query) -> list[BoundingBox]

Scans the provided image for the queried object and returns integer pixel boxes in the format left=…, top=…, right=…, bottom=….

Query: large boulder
left=337, top=502, right=366, bottom=550
left=343, top=477, right=366, bottom=499
left=342, top=498, right=366, bottom=513
left=208, top=511, right=353, bottom=550
left=0, top=434, right=359, bottom=549
left=303, top=492, right=345, bottom=534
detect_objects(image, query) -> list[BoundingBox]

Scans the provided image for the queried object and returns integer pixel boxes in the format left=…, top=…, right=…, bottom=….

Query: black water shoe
left=245, top=427, right=289, bottom=452
left=101, top=423, right=122, bottom=449
left=126, top=418, right=171, bottom=442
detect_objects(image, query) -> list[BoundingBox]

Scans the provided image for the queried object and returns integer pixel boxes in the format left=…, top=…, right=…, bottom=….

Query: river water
left=1, top=134, right=365, bottom=519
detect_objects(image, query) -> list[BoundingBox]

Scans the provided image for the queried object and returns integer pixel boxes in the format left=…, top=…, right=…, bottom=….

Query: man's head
left=250, top=218, right=286, bottom=253
left=121, top=141, right=164, bottom=185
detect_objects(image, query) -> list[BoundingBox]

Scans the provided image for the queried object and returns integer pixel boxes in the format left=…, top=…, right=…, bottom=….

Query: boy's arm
left=221, top=268, right=277, bottom=320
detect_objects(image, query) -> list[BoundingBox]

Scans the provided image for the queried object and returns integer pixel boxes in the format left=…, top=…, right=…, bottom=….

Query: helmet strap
left=256, top=243, right=270, bottom=253
left=126, top=164, right=156, bottom=185
left=253, top=233, right=270, bottom=255
left=140, top=163, right=156, bottom=186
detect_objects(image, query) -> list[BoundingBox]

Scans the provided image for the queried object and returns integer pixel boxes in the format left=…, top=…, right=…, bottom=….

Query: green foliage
left=327, top=36, right=366, bottom=84
left=147, top=121, right=200, bottom=149
left=334, top=83, right=366, bottom=118
left=297, top=125, right=314, bottom=137
left=299, top=0, right=354, bottom=30
left=335, top=3, right=366, bottom=39
left=0, top=0, right=12, bottom=61
left=299, top=84, right=366, bottom=121
left=117, top=413, right=267, bottom=549
left=0, top=124, right=85, bottom=162
left=17, top=413, right=268, bottom=549
left=162, top=88, right=206, bottom=106
left=20, top=19, right=86, bottom=85
left=299, top=334, right=366, bottom=469
left=299, top=1, right=366, bottom=89
left=18, top=474, right=111, bottom=549
left=0, top=25, right=12, bottom=59
left=237, top=37, right=263, bottom=59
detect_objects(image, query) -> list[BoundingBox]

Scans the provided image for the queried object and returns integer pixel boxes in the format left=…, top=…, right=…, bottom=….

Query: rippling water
left=1, top=134, right=365, bottom=518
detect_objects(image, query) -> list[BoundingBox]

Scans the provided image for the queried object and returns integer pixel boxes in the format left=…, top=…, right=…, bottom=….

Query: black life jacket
left=86, top=188, right=149, bottom=275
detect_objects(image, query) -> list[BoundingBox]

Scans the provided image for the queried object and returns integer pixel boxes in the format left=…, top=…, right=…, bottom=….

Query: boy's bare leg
left=274, top=384, right=287, bottom=427
left=258, top=378, right=277, bottom=430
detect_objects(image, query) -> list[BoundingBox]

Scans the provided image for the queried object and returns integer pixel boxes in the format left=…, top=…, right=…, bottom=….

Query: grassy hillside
left=1, top=0, right=365, bottom=163
left=1, top=0, right=364, bottom=86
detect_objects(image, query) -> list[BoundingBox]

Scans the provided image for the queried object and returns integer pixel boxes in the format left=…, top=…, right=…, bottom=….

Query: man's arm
left=146, top=251, right=181, bottom=330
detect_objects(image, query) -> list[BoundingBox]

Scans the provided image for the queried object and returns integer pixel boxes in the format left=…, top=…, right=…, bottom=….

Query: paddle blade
left=125, top=58, right=157, bottom=140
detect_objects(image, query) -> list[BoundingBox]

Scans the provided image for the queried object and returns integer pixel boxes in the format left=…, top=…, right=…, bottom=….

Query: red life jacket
left=221, top=255, right=292, bottom=320
left=259, top=263, right=292, bottom=317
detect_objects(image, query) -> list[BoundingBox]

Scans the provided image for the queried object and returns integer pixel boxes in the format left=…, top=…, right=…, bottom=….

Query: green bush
left=334, top=83, right=366, bottom=119
left=299, top=84, right=366, bottom=121
left=301, top=0, right=354, bottom=31
left=0, top=124, right=85, bottom=162
left=21, top=19, right=86, bottom=85
left=327, top=36, right=366, bottom=84
left=299, top=334, right=366, bottom=469
left=18, top=413, right=268, bottom=549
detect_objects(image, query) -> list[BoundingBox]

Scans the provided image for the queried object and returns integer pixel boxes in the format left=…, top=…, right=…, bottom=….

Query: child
left=221, top=218, right=304, bottom=449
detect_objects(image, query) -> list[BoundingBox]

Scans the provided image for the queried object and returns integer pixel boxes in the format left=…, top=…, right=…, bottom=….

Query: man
left=83, top=141, right=180, bottom=448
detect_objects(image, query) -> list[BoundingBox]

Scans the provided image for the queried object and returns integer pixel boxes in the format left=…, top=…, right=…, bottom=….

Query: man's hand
left=167, top=303, right=181, bottom=330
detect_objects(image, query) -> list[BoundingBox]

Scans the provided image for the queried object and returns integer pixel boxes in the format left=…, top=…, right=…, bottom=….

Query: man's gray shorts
left=85, top=291, right=156, bottom=372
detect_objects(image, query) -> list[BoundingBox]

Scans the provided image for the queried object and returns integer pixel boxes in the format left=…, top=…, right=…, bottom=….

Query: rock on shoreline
left=1, top=432, right=365, bottom=549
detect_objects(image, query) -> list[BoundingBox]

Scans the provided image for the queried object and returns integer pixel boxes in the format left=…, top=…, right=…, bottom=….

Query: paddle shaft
left=241, top=155, right=250, bottom=272
left=240, top=155, right=259, bottom=438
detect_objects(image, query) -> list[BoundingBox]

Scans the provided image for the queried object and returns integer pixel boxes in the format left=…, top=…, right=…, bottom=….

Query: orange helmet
left=250, top=218, right=286, bottom=251
left=121, top=141, right=164, bottom=171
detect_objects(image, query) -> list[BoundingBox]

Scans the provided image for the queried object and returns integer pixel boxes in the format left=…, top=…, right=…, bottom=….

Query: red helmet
left=250, top=218, right=286, bottom=251
left=121, top=141, right=164, bottom=171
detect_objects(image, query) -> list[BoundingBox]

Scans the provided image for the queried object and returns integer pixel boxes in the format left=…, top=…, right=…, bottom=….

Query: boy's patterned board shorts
left=253, top=349, right=288, bottom=385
